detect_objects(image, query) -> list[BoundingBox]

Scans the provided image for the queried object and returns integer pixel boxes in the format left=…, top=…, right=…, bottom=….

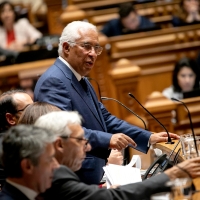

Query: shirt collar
left=6, top=179, right=38, bottom=200
left=59, top=56, right=82, bottom=81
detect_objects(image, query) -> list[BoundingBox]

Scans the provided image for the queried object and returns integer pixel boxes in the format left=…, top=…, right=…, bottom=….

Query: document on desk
left=103, top=155, right=142, bottom=188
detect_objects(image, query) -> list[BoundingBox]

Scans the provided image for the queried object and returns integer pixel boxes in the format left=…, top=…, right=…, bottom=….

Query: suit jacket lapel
left=55, top=59, right=106, bottom=130
left=71, top=76, right=106, bottom=130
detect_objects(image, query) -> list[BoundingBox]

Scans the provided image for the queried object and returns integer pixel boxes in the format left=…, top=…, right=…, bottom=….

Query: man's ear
left=54, top=138, right=64, bottom=153
left=63, top=42, right=70, bottom=53
left=21, top=159, right=34, bottom=175
left=5, top=113, right=17, bottom=126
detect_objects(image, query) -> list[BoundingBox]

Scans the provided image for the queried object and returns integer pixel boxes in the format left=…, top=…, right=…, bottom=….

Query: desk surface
left=155, top=140, right=200, bottom=200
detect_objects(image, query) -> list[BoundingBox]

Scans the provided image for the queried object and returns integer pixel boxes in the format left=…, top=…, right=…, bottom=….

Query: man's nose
left=85, top=143, right=92, bottom=152
left=88, top=47, right=97, bottom=57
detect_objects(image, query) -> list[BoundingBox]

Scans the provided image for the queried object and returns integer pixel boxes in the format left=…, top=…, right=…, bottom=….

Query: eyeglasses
left=68, top=41, right=103, bottom=55
left=16, top=104, right=30, bottom=113
left=60, top=135, right=89, bottom=147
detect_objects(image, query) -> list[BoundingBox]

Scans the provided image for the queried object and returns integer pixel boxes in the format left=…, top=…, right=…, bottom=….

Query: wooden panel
left=0, top=59, right=54, bottom=93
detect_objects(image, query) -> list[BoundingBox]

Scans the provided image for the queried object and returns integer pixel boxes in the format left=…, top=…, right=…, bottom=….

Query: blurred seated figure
left=162, top=57, right=200, bottom=99
left=0, top=89, right=33, bottom=134
left=18, top=101, right=61, bottom=125
left=0, top=1, right=42, bottom=52
left=8, top=0, right=47, bottom=17
left=172, top=0, right=200, bottom=27
left=101, top=3, right=159, bottom=37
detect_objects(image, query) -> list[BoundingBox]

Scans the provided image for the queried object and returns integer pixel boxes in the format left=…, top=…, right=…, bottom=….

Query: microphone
left=128, top=93, right=174, bottom=144
left=101, top=97, right=148, bottom=130
left=171, top=98, right=199, bottom=156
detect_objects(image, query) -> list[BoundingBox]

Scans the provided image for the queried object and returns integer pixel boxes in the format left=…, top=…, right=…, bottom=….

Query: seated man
left=101, top=3, right=159, bottom=37
left=35, top=111, right=200, bottom=200
left=0, top=124, right=59, bottom=200
left=0, top=89, right=33, bottom=133
left=0, top=89, right=33, bottom=175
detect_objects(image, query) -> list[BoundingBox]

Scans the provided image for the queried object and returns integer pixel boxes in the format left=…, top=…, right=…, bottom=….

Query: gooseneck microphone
left=101, top=97, right=148, bottom=130
left=128, top=93, right=174, bottom=144
left=171, top=98, right=199, bottom=156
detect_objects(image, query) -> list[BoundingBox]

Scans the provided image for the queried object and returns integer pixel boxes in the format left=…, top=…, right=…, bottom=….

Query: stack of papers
left=103, top=155, right=142, bottom=188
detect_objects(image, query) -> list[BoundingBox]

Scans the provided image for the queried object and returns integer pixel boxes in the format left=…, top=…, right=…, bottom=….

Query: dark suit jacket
left=34, top=58, right=151, bottom=184
left=0, top=182, right=30, bottom=200
left=101, top=16, right=158, bottom=37
left=42, top=165, right=171, bottom=200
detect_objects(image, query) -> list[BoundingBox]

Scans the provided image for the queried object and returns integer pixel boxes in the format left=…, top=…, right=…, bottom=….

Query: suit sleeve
left=100, top=102, right=151, bottom=153
left=44, top=166, right=171, bottom=200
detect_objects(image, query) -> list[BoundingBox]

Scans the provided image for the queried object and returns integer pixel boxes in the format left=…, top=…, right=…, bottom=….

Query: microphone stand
left=128, top=93, right=174, bottom=144
left=171, top=98, right=199, bottom=157
left=101, top=97, right=148, bottom=130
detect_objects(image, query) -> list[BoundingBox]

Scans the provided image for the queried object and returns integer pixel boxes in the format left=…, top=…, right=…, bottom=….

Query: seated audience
left=17, top=102, right=123, bottom=182
left=34, top=111, right=200, bottom=200
left=8, top=0, right=47, bottom=17
left=162, top=57, right=200, bottom=99
left=0, top=124, right=59, bottom=200
left=0, top=1, right=42, bottom=52
left=172, top=0, right=200, bottom=27
left=0, top=89, right=33, bottom=133
left=101, top=3, right=158, bottom=37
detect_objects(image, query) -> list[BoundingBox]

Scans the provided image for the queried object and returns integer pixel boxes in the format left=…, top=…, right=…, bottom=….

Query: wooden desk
left=0, top=59, right=54, bottom=93
left=155, top=140, right=200, bottom=200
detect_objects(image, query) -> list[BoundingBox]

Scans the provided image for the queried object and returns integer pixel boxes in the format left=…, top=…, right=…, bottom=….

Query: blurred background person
left=162, top=57, right=200, bottom=99
left=101, top=3, right=158, bottom=37
left=172, top=0, right=200, bottom=27
left=18, top=102, right=61, bottom=125
left=0, top=1, right=42, bottom=52
left=0, top=89, right=33, bottom=133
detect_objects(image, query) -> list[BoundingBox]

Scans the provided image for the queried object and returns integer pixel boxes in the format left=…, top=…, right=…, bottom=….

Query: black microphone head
left=128, top=93, right=135, bottom=99
left=171, top=98, right=179, bottom=102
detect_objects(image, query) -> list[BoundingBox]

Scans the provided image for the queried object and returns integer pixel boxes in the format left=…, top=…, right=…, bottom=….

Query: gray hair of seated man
left=58, top=21, right=97, bottom=56
left=2, top=124, right=56, bottom=178
left=34, top=111, right=82, bottom=138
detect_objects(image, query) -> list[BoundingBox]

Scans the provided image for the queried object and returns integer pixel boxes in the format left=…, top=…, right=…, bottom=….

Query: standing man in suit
left=34, top=21, right=179, bottom=184
left=35, top=111, right=200, bottom=200
left=0, top=125, right=59, bottom=200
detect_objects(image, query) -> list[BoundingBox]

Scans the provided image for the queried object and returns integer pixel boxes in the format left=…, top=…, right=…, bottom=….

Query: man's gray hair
left=2, top=124, right=56, bottom=178
left=58, top=21, right=97, bottom=56
left=34, top=111, right=82, bottom=137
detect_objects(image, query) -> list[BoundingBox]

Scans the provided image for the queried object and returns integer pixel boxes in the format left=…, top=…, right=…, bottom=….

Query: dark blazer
left=42, top=165, right=171, bottom=200
left=0, top=182, right=30, bottom=200
left=101, top=16, right=158, bottom=37
left=34, top=58, right=151, bottom=184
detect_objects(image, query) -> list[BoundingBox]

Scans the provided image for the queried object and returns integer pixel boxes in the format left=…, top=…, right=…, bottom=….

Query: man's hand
left=107, top=149, right=123, bottom=165
left=165, top=157, right=200, bottom=180
left=109, top=133, right=137, bottom=151
left=149, top=132, right=180, bottom=145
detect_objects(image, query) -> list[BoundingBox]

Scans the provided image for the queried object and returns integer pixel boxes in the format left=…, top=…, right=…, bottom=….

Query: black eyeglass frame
left=60, top=135, right=89, bottom=146
left=67, top=41, right=103, bottom=55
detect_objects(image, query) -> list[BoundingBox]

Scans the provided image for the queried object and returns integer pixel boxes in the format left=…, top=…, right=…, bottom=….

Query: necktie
left=79, top=78, right=99, bottom=116
left=79, top=78, right=88, bottom=92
